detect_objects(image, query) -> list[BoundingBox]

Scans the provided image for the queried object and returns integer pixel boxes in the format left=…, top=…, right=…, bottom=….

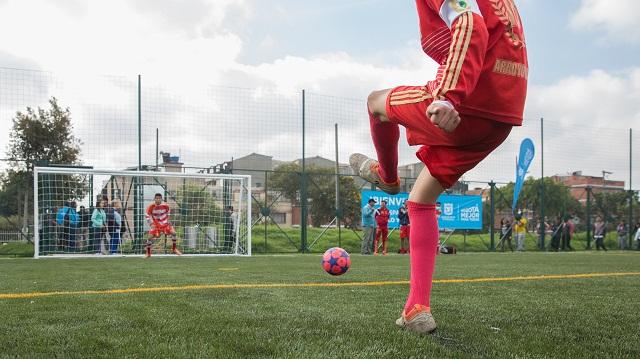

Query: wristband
left=431, top=100, right=454, bottom=109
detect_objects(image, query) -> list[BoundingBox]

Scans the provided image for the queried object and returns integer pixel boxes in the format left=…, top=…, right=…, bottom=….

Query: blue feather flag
left=512, top=138, right=535, bottom=212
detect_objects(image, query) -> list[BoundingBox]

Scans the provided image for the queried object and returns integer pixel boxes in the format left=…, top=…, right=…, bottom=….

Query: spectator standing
left=374, top=200, right=390, bottom=255
left=361, top=198, right=376, bottom=255
left=91, top=199, right=107, bottom=254
left=41, top=208, right=57, bottom=253
left=549, top=216, right=562, bottom=252
left=616, top=220, right=628, bottom=250
left=594, top=216, right=607, bottom=251
left=398, top=202, right=410, bottom=254
left=109, top=200, right=122, bottom=254
left=56, top=201, right=79, bottom=252
left=230, top=206, right=239, bottom=252
left=78, top=205, right=91, bottom=251
left=499, top=217, right=513, bottom=252
left=222, top=206, right=235, bottom=253
left=633, top=222, right=640, bottom=250
left=561, top=215, right=574, bottom=251
left=514, top=213, right=527, bottom=251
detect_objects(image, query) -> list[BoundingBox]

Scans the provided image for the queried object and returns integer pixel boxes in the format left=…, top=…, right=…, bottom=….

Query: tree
left=270, top=163, right=360, bottom=228
left=494, top=177, right=582, bottom=219
left=0, top=170, right=29, bottom=216
left=8, top=97, right=82, bottom=171
left=175, top=184, right=221, bottom=226
left=268, top=163, right=301, bottom=205
left=592, top=191, right=639, bottom=223
left=307, top=169, right=361, bottom=227
left=0, top=98, right=83, bottom=218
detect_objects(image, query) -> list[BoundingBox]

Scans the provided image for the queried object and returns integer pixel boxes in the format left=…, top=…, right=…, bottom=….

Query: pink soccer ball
left=322, top=247, right=351, bottom=276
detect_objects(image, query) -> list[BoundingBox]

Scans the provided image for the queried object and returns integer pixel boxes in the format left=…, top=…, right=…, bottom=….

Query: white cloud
left=0, top=0, right=246, bottom=78
left=0, top=0, right=434, bottom=172
left=0, top=0, right=638, bottom=187
left=570, top=0, right=640, bottom=42
left=469, top=68, right=640, bottom=184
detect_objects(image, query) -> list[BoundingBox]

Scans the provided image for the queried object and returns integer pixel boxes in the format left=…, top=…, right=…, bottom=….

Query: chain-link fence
left=1, top=67, right=638, bottom=253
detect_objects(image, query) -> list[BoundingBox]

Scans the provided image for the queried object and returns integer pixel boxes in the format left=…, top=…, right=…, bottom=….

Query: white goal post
left=33, top=167, right=251, bottom=258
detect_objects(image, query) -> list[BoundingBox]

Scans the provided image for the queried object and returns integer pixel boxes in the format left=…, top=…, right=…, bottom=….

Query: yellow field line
left=1, top=272, right=639, bottom=300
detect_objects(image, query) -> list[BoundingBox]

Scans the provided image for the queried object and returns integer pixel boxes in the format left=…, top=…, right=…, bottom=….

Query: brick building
left=552, top=171, right=625, bottom=203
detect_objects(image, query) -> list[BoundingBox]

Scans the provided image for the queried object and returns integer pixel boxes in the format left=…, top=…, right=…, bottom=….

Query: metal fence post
left=135, top=74, right=143, bottom=254
left=335, top=123, right=341, bottom=248
left=539, top=118, right=545, bottom=250
left=138, top=74, right=142, bottom=172
left=586, top=186, right=592, bottom=249
left=300, top=89, right=308, bottom=253
left=490, top=181, right=496, bottom=251
left=264, top=170, right=268, bottom=252
left=629, top=128, right=633, bottom=249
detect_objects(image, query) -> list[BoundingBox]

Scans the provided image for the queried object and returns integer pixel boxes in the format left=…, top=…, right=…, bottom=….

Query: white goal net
left=33, top=167, right=251, bottom=258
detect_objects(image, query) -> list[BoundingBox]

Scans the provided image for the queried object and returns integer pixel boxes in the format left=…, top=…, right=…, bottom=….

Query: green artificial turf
left=0, top=251, right=638, bottom=358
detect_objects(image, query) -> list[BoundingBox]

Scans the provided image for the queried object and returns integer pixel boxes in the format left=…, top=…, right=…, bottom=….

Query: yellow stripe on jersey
left=433, top=12, right=467, bottom=100
left=389, top=88, right=433, bottom=106
left=433, top=12, right=473, bottom=102
left=390, top=89, right=424, bottom=96
left=389, top=92, right=428, bottom=101
left=447, top=12, right=474, bottom=96
left=389, top=94, right=433, bottom=106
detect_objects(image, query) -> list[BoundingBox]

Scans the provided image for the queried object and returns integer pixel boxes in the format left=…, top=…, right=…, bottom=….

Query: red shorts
left=386, top=86, right=513, bottom=188
left=149, top=224, right=175, bottom=237
left=400, top=225, right=410, bottom=239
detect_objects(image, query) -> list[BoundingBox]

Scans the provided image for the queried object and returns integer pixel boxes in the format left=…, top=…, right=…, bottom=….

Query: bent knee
left=367, top=89, right=390, bottom=117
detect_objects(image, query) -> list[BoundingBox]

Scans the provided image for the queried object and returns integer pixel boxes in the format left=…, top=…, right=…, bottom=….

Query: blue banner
left=360, top=190, right=408, bottom=229
left=436, top=194, right=483, bottom=230
left=512, top=138, right=535, bottom=212
left=361, top=191, right=482, bottom=230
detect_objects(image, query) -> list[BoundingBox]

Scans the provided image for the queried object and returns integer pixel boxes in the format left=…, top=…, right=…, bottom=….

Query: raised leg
left=367, top=89, right=399, bottom=183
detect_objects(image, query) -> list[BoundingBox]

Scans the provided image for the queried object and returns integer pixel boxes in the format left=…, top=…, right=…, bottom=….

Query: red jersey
left=416, top=0, right=528, bottom=125
left=146, top=203, right=171, bottom=227
left=375, top=207, right=390, bottom=228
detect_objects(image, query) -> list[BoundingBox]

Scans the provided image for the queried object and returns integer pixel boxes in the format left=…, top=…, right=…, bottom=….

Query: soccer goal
left=33, top=167, right=251, bottom=258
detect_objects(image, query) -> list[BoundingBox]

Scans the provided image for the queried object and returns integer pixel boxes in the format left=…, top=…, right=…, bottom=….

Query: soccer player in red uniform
left=350, top=0, right=527, bottom=334
left=145, top=193, right=182, bottom=258
left=374, top=200, right=390, bottom=255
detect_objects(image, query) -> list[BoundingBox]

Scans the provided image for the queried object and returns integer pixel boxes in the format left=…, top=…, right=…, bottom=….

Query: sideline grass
left=1, top=252, right=639, bottom=358
left=2, top=228, right=629, bottom=258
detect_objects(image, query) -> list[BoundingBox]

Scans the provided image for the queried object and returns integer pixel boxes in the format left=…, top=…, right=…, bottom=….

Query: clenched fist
left=427, top=101, right=460, bottom=133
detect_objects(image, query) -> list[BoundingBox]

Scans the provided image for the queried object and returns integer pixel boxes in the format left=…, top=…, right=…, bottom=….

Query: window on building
left=271, top=212, right=286, bottom=224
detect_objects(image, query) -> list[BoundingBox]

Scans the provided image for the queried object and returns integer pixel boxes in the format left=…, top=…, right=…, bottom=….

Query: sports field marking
left=1, top=272, right=639, bottom=300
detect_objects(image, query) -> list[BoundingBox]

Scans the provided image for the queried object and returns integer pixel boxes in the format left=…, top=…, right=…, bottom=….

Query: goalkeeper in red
left=145, top=193, right=182, bottom=258
left=350, top=0, right=527, bottom=334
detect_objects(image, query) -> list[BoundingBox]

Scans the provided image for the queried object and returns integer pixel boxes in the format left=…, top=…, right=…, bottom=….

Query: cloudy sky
left=0, top=0, right=638, bottom=185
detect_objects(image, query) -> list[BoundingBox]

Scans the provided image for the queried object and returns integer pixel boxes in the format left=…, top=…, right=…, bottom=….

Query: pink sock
left=404, top=201, right=439, bottom=312
left=369, top=110, right=399, bottom=183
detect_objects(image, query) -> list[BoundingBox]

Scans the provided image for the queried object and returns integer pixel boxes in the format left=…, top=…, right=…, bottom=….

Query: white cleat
left=349, top=153, right=401, bottom=195
left=395, top=304, right=437, bottom=334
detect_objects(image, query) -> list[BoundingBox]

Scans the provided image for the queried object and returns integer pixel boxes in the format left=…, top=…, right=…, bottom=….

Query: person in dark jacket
left=549, top=216, right=562, bottom=252
left=398, top=202, right=410, bottom=254
left=499, top=217, right=513, bottom=252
